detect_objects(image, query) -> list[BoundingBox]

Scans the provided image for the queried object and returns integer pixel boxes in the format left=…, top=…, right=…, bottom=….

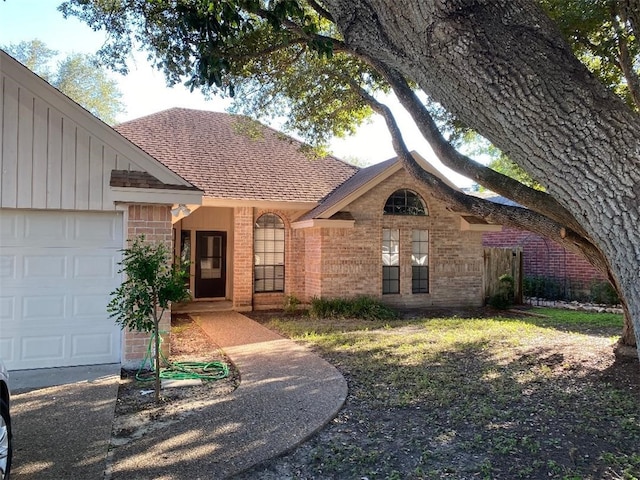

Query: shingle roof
left=114, top=108, right=358, bottom=203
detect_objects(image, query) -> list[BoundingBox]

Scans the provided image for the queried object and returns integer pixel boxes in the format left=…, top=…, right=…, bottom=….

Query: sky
left=0, top=0, right=473, bottom=186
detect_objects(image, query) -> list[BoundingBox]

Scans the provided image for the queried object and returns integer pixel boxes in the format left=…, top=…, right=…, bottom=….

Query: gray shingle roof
left=115, top=108, right=358, bottom=203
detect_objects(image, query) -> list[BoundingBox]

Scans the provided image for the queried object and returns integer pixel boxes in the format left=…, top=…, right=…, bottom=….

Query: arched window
left=384, top=189, right=427, bottom=216
left=254, top=213, right=285, bottom=292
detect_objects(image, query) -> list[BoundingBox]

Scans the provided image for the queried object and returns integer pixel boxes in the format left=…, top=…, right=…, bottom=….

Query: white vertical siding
left=1, top=51, right=198, bottom=211
left=1, top=57, right=165, bottom=211
left=0, top=73, right=127, bottom=211
left=1, top=75, right=18, bottom=207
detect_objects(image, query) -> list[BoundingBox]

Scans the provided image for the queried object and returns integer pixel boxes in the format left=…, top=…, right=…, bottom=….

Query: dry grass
left=237, top=308, right=640, bottom=480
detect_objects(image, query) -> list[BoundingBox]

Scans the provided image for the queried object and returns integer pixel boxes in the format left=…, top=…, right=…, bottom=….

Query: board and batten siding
left=0, top=69, right=138, bottom=211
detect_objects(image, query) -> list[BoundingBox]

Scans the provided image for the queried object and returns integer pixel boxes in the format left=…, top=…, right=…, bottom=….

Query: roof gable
left=0, top=50, right=198, bottom=210
left=299, top=151, right=459, bottom=220
left=115, top=108, right=359, bottom=203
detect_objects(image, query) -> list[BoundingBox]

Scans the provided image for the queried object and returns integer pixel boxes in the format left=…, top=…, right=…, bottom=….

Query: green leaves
left=108, top=235, right=190, bottom=333
left=2, top=40, right=124, bottom=124
left=538, top=0, right=640, bottom=109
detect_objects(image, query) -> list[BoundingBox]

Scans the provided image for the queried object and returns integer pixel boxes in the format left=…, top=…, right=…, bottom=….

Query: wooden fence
left=483, top=247, right=523, bottom=304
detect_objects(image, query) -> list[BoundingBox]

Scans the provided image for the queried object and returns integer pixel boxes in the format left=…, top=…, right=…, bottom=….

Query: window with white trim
left=254, top=213, right=285, bottom=292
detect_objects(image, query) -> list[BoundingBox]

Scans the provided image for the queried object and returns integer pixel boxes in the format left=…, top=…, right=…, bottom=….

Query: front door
left=195, top=231, right=227, bottom=298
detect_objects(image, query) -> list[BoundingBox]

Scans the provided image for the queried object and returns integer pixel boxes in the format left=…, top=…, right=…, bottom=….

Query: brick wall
left=233, top=206, right=254, bottom=311
left=299, top=169, right=485, bottom=308
left=122, top=204, right=173, bottom=367
left=483, top=227, right=606, bottom=284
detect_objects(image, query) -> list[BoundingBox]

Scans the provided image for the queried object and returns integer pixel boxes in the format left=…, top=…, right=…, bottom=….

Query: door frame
left=194, top=230, right=227, bottom=298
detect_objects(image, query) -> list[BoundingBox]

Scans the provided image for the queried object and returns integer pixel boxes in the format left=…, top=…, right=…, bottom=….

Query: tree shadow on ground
left=238, top=317, right=640, bottom=480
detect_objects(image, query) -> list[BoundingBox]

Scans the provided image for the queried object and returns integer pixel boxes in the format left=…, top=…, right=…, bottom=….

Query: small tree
left=108, top=235, right=190, bottom=402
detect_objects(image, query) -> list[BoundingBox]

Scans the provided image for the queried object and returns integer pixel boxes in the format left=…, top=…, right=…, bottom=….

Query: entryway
left=195, top=231, right=227, bottom=298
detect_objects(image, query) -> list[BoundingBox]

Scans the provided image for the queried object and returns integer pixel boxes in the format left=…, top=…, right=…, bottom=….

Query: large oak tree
left=60, top=0, right=640, bottom=357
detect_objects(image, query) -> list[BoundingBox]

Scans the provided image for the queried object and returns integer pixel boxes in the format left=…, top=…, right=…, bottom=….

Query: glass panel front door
left=195, top=231, right=226, bottom=298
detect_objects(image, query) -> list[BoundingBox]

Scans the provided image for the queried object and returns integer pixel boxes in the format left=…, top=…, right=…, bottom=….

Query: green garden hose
left=136, top=332, right=229, bottom=382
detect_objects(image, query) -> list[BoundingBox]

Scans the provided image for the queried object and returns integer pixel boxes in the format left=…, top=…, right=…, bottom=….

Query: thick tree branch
left=350, top=81, right=609, bottom=274
left=614, top=5, right=640, bottom=109
left=374, top=66, right=593, bottom=240
left=306, top=0, right=334, bottom=23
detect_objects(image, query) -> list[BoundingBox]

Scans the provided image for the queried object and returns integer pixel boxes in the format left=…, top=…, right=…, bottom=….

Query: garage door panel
left=0, top=297, right=15, bottom=319
left=73, top=254, right=117, bottom=279
left=0, top=210, right=123, bottom=370
left=25, top=213, right=69, bottom=241
left=24, top=255, right=67, bottom=278
left=1, top=251, right=119, bottom=285
left=0, top=255, right=16, bottom=279
left=71, top=332, right=118, bottom=357
left=22, top=294, right=65, bottom=319
left=0, top=338, right=14, bottom=364
left=0, top=214, right=20, bottom=242
left=21, top=334, right=65, bottom=361
left=73, top=215, right=121, bottom=244
left=73, top=294, right=113, bottom=318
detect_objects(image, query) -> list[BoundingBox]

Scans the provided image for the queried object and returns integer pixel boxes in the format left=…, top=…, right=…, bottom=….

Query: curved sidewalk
left=109, top=312, right=348, bottom=479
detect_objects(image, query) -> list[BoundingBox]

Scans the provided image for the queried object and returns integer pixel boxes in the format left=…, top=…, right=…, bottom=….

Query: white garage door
left=0, top=210, right=123, bottom=370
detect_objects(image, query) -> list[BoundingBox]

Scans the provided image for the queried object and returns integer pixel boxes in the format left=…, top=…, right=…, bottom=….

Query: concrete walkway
left=108, top=311, right=348, bottom=479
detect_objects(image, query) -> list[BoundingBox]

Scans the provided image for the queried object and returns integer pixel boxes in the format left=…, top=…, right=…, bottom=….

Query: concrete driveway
left=8, top=364, right=120, bottom=480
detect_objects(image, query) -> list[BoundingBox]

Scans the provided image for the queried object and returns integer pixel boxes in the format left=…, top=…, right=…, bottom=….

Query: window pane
left=384, top=189, right=427, bottom=215
left=254, top=213, right=286, bottom=292
left=383, top=266, right=400, bottom=294
left=412, top=266, right=429, bottom=293
left=412, top=229, right=429, bottom=266
left=382, top=229, right=399, bottom=266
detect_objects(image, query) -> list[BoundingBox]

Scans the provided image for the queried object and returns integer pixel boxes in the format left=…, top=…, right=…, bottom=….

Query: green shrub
left=310, top=296, right=397, bottom=320
left=523, top=276, right=564, bottom=300
left=488, top=273, right=515, bottom=309
left=589, top=280, right=620, bottom=305
left=283, top=294, right=301, bottom=313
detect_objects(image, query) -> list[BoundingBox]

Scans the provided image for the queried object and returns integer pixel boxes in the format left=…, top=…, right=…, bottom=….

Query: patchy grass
left=239, top=308, right=640, bottom=480
left=530, top=307, right=624, bottom=328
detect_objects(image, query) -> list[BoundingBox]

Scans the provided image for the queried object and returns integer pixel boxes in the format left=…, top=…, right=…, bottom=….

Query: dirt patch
left=111, top=315, right=240, bottom=446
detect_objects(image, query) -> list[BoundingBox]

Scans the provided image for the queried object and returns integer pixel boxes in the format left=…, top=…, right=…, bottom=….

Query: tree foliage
left=2, top=39, right=125, bottom=124
left=539, top=0, right=640, bottom=109
left=108, top=236, right=190, bottom=401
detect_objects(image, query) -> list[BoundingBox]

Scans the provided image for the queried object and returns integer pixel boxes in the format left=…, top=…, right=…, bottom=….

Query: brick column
left=233, top=206, right=254, bottom=311
left=122, top=204, right=173, bottom=367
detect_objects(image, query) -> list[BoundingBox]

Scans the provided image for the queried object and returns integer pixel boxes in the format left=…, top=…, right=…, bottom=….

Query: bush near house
left=309, top=296, right=398, bottom=321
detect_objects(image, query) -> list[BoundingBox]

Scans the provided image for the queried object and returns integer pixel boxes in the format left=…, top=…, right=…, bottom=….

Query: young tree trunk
left=324, top=0, right=640, bottom=358
left=154, top=316, right=161, bottom=403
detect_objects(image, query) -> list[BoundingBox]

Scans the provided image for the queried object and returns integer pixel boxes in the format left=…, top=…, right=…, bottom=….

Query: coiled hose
left=136, top=331, right=229, bottom=382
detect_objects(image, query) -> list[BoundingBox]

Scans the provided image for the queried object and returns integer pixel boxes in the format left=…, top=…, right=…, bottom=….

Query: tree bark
left=323, top=0, right=640, bottom=353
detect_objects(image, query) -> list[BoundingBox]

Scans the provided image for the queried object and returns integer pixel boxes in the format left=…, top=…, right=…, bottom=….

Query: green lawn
left=243, top=308, right=639, bottom=480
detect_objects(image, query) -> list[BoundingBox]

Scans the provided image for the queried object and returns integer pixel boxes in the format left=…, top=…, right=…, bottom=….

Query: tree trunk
left=154, top=318, right=161, bottom=403
left=323, top=0, right=640, bottom=358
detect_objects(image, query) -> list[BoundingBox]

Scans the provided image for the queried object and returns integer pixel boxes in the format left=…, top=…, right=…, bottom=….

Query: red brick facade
left=483, top=227, right=606, bottom=284
left=200, top=169, right=485, bottom=312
